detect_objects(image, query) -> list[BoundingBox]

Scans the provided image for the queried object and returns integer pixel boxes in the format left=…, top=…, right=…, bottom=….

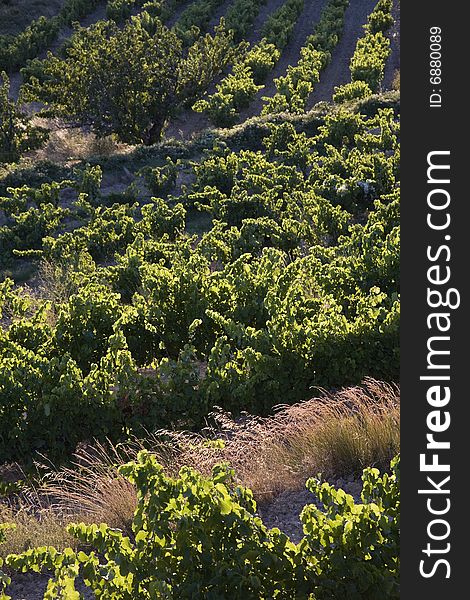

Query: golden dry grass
left=189, top=377, right=400, bottom=497
left=0, top=380, right=399, bottom=554
left=0, top=505, right=75, bottom=559
left=392, top=69, right=400, bottom=91
left=30, top=379, right=399, bottom=534
left=25, top=118, right=130, bottom=166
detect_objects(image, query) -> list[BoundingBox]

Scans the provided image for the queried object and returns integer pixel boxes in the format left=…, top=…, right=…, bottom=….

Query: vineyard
left=1, top=0, right=400, bottom=598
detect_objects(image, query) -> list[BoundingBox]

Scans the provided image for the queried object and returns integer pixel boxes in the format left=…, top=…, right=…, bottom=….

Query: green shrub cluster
left=194, top=64, right=264, bottom=127
left=263, top=0, right=350, bottom=115
left=366, top=0, right=394, bottom=35
left=137, top=157, right=180, bottom=196
left=3, top=453, right=400, bottom=599
left=332, top=80, right=373, bottom=103
left=350, top=31, right=390, bottom=93
left=0, top=105, right=399, bottom=462
left=0, top=72, right=48, bottom=164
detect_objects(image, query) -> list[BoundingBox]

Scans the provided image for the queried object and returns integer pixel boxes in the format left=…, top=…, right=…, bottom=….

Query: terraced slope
left=5, top=0, right=397, bottom=141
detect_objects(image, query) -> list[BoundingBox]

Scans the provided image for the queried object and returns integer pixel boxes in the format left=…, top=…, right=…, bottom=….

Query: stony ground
left=259, top=476, right=363, bottom=543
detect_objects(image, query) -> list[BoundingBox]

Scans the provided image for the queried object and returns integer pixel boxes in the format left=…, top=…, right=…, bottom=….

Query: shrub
left=5, top=454, right=400, bottom=598
left=0, top=72, right=48, bottom=164
left=333, top=80, right=373, bottom=103
left=366, top=0, right=394, bottom=34
left=350, top=32, right=390, bottom=92
left=138, top=157, right=179, bottom=196
left=194, top=65, right=263, bottom=127
left=243, top=39, right=280, bottom=83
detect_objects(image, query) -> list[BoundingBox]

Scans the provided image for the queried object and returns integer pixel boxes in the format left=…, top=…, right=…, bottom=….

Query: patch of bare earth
left=259, top=476, right=362, bottom=543
left=7, top=575, right=95, bottom=600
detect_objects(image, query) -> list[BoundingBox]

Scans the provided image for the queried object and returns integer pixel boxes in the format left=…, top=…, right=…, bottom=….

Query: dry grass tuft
left=194, top=377, right=400, bottom=498
left=28, top=118, right=130, bottom=165
left=0, top=504, right=75, bottom=559
left=36, top=259, right=79, bottom=307
left=392, top=69, right=400, bottom=91
left=37, top=442, right=138, bottom=532
left=35, top=379, right=399, bottom=532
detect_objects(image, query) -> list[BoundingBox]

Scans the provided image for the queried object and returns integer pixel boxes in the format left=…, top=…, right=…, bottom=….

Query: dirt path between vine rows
left=307, top=0, right=377, bottom=107
left=243, top=0, right=288, bottom=45
left=239, top=0, right=329, bottom=119
left=383, top=0, right=400, bottom=90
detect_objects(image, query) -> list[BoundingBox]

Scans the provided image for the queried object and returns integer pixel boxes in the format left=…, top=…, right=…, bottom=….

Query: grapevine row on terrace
left=262, top=0, right=350, bottom=115
left=173, top=0, right=229, bottom=44
left=193, top=40, right=280, bottom=126
left=0, top=102, right=399, bottom=462
left=0, top=0, right=102, bottom=72
left=106, top=0, right=150, bottom=21
left=224, top=0, right=267, bottom=42
left=333, top=0, right=393, bottom=103
left=1, top=453, right=400, bottom=599
left=106, top=0, right=189, bottom=24
left=192, top=0, right=305, bottom=126
left=261, top=0, right=304, bottom=49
